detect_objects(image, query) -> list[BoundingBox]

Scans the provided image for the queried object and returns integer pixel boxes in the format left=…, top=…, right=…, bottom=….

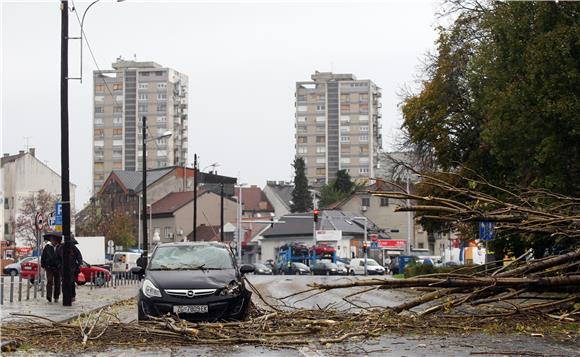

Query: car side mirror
left=240, top=264, right=255, bottom=275
left=131, top=266, right=144, bottom=275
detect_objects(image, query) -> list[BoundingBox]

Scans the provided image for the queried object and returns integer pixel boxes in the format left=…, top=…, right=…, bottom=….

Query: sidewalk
left=0, top=284, right=138, bottom=324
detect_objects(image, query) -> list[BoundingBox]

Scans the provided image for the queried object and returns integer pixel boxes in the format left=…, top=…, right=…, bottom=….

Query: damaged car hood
left=146, top=269, right=239, bottom=290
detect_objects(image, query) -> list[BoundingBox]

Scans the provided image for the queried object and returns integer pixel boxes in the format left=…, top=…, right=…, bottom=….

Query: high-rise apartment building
left=295, top=71, right=382, bottom=185
left=92, top=59, right=188, bottom=193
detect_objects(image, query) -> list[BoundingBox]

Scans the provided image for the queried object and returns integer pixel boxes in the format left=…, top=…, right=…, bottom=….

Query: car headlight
left=220, top=281, right=241, bottom=296
left=142, top=279, right=162, bottom=298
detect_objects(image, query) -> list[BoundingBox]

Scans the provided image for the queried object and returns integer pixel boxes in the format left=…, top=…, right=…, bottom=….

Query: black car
left=132, top=242, right=254, bottom=322
left=311, top=261, right=339, bottom=275
left=278, top=262, right=311, bottom=275
left=252, top=263, right=273, bottom=275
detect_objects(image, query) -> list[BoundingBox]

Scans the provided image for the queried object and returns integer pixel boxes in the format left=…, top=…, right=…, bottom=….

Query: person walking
left=57, top=235, right=83, bottom=303
left=41, top=232, right=62, bottom=303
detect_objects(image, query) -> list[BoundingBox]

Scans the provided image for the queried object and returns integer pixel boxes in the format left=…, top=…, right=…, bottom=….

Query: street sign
left=479, top=221, right=495, bottom=241
left=370, top=241, right=379, bottom=249
left=54, top=202, right=63, bottom=225
left=107, top=240, right=114, bottom=248
left=35, top=212, right=45, bottom=231
left=378, top=239, right=406, bottom=250
left=315, top=230, right=342, bottom=242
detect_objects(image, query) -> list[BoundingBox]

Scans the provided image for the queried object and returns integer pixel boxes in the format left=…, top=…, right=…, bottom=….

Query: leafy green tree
left=290, top=157, right=312, bottom=213
left=401, top=1, right=580, bottom=257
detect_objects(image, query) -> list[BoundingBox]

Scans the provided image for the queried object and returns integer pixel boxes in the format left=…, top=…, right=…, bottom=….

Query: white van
left=348, top=258, right=386, bottom=275
left=112, top=252, right=141, bottom=274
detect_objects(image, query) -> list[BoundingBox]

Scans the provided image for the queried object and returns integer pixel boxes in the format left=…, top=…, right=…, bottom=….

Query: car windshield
left=148, top=245, right=234, bottom=270
left=293, top=263, right=308, bottom=269
left=366, top=260, right=380, bottom=266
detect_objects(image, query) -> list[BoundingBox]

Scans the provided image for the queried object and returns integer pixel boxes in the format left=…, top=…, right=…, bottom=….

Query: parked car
left=348, top=258, right=386, bottom=275
left=336, top=261, right=349, bottom=275
left=3, top=256, right=36, bottom=276
left=78, top=261, right=112, bottom=286
left=278, top=262, right=311, bottom=275
left=131, top=242, right=254, bottom=322
left=311, top=261, right=339, bottom=275
left=252, top=263, right=273, bottom=275
left=112, top=252, right=141, bottom=275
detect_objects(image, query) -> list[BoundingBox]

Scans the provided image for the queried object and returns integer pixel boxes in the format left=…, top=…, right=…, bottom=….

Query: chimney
left=19, top=150, right=25, bottom=155
left=29, top=148, right=36, bottom=157
left=3, top=153, right=9, bottom=157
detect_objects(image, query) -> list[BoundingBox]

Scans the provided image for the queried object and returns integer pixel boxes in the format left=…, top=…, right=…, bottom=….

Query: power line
left=70, top=0, right=120, bottom=108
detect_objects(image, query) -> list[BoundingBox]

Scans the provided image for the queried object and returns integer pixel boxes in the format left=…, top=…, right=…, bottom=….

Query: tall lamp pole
left=60, top=0, right=74, bottom=307
left=192, top=154, right=198, bottom=241
left=141, top=116, right=172, bottom=267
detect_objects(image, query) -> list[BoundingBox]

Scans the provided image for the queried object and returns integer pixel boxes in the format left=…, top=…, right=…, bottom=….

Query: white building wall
left=2, top=153, right=76, bottom=246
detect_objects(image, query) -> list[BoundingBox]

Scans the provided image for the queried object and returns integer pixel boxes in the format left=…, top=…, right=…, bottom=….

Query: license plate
left=173, top=305, right=208, bottom=314
left=24, top=266, right=32, bottom=270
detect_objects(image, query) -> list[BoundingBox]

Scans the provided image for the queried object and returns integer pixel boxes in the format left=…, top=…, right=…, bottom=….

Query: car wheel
left=29, top=278, right=35, bottom=284
left=349, top=270, right=355, bottom=276
left=9, top=270, right=17, bottom=277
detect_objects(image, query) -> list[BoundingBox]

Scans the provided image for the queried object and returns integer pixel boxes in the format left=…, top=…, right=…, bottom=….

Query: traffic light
left=313, top=209, right=319, bottom=223
left=362, top=241, right=368, bottom=253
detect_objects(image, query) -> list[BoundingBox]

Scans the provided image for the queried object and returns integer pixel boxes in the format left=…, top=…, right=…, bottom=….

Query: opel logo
left=187, top=290, right=194, bottom=297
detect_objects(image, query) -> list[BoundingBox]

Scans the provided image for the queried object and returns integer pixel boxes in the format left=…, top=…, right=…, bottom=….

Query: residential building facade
left=1, top=149, right=76, bottom=246
left=92, top=59, right=188, bottom=193
left=295, top=71, right=382, bottom=186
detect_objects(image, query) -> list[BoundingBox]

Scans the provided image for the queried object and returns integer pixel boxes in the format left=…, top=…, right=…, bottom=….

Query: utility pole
left=141, top=116, right=148, bottom=265
left=60, top=0, right=73, bottom=307
left=192, top=154, right=197, bottom=241
left=220, top=182, right=224, bottom=242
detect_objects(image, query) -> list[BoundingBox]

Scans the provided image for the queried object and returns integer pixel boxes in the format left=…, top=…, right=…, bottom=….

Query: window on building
left=360, top=94, right=368, bottom=102
left=360, top=157, right=369, bottom=163
left=113, top=139, right=123, bottom=147
left=340, top=157, right=351, bottom=164
left=316, top=168, right=325, bottom=176
left=316, top=136, right=325, bottom=144
left=296, top=95, right=306, bottom=101
left=157, top=93, right=167, bottom=101
left=94, top=162, right=104, bottom=170
left=297, top=136, right=307, bottom=144
left=95, top=84, right=105, bottom=92
left=158, top=161, right=168, bottom=167
left=341, top=126, right=350, bottom=132
left=359, top=135, right=369, bottom=142
left=340, top=94, right=349, bottom=102
left=340, top=103, right=350, bottom=112
left=94, top=129, right=104, bottom=137
left=94, top=140, right=104, bottom=147
left=94, top=118, right=104, bottom=125
left=165, top=227, right=172, bottom=238
left=318, top=94, right=325, bottom=101
left=316, top=126, right=325, bottom=132
left=113, top=128, right=123, bottom=136
left=113, top=149, right=123, bottom=158
left=113, top=83, right=123, bottom=91
left=113, top=162, right=123, bottom=169
left=359, top=115, right=369, bottom=122
left=95, top=174, right=105, bottom=181
left=297, top=116, right=307, bottom=123
left=141, top=72, right=150, bottom=77
left=380, top=198, right=389, bottom=207
left=316, top=146, right=326, bottom=153
left=94, top=106, right=103, bottom=113
left=155, top=71, right=163, bottom=76
left=297, top=146, right=307, bottom=154
left=114, top=105, right=123, bottom=113
left=360, top=125, right=369, bottom=132
left=157, top=83, right=167, bottom=90
left=361, top=197, right=370, bottom=207
left=359, top=167, right=369, bottom=174
left=113, top=117, right=123, bottom=125
left=297, top=105, right=307, bottom=112
left=360, top=146, right=369, bottom=154
left=95, top=95, right=104, bottom=102
left=340, top=115, right=350, bottom=123
left=139, top=93, right=148, bottom=101
left=5, top=223, right=9, bottom=234
left=116, top=95, right=123, bottom=102
left=341, top=146, right=350, bottom=154
left=4, top=199, right=10, bottom=209
left=139, top=83, right=148, bottom=89
left=418, top=242, right=425, bottom=249
left=316, top=105, right=325, bottom=111
left=316, top=157, right=326, bottom=164
left=297, top=126, right=307, bottom=133
left=157, top=116, right=167, bottom=123
left=315, top=116, right=325, bottom=123
left=157, top=103, right=166, bottom=112
left=360, top=103, right=369, bottom=112
left=157, top=150, right=167, bottom=157
left=340, top=136, right=350, bottom=143
left=139, top=104, right=148, bottom=113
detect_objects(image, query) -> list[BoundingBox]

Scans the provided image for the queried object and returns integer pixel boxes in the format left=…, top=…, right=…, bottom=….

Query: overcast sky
left=1, top=0, right=439, bottom=208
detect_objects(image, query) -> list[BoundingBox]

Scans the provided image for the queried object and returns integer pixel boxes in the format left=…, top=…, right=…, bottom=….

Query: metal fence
left=0, top=272, right=140, bottom=305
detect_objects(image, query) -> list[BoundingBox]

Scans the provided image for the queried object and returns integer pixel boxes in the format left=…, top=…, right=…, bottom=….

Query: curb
left=60, top=294, right=138, bottom=324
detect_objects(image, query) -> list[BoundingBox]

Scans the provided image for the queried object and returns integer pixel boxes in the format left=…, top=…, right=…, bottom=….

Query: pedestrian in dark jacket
left=57, top=236, right=83, bottom=303
left=41, top=232, right=62, bottom=303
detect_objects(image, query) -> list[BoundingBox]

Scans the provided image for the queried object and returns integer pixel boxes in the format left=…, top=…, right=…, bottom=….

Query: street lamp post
left=353, top=216, right=368, bottom=276
left=141, top=116, right=172, bottom=267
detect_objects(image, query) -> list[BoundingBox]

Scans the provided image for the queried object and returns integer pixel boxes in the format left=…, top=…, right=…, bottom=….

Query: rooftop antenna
left=23, top=136, right=31, bottom=150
